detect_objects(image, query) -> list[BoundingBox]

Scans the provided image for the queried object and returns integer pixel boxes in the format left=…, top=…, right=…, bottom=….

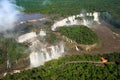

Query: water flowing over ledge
left=51, top=12, right=100, bottom=31
left=17, top=29, right=64, bottom=67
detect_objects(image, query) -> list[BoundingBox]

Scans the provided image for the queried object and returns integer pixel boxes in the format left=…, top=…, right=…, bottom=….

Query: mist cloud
left=0, top=0, right=21, bottom=32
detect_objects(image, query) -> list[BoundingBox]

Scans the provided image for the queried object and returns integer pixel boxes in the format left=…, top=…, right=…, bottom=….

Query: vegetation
left=46, top=32, right=57, bottom=44
left=16, top=0, right=120, bottom=19
left=57, top=26, right=100, bottom=44
left=1, top=1, right=120, bottom=79
left=0, top=49, right=5, bottom=64
left=2, top=52, right=120, bottom=80
left=0, top=37, right=28, bottom=65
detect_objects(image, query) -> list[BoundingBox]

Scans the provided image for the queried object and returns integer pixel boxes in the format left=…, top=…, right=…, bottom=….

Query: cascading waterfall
left=93, top=12, right=100, bottom=23
left=30, top=51, right=44, bottom=67
left=29, top=42, right=64, bottom=67
left=59, top=42, right=64, bottom=53
left=18, top=29, right=65, bottom=68
left=51, top=12, right=100, bottom=31
left=29, top=39, right=44, bottom=67
left=39, top=29, right=46, bottom=37
left=7, top=59, right=11, bottom=69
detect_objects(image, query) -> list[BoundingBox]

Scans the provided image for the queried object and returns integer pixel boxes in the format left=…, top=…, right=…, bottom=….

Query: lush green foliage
left=16, top=0, right=120, bottom=19
left=58, top=26, right=100, bottom=44
left=46, top=32, right=57, bottom=44
left=2, top=53, right=120, bottom=80
left=0, top=49, right=5, bottom=64
left=0, top=37, right=28, bottom=64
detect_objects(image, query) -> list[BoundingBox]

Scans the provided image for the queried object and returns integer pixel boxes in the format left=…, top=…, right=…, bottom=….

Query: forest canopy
left=2, top=53, right=120, bottom=80
left=16, top=0, right=120, bottom=19
left=57, top=26, right=100, bottom=44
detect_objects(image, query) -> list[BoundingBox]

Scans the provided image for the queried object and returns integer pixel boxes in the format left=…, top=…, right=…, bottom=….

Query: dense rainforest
left=57, top=26, right=100, bottom=44
left=1, top=0, right=120, bottom=79
left=15, top=0, right=120, bottom=30
left=16, top=0, right=120, bottom=19
left=2, top=53, right=120, bottom=80
left=0, top=37, right=28, bottom=65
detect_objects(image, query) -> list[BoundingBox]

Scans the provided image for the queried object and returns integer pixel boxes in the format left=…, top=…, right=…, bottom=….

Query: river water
left=13, top=13, right=48, bottom=37
left=18, top=13, right=45, bottom=22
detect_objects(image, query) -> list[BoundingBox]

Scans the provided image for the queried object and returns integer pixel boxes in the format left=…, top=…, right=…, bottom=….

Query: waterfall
left=39, top=29, right=46, bottom=37
left=59, top=42, right=64, bottom=53
left=83, top=19, right=88, bottom=26
left=17, top=28, right=65, bottom=68
left=93, top=12, right=100, bottom=24
left=29, top=43, right=64, bottom=67
left=45, top=52, right=51, bottom=61
left=75, top=46, right=79, bottom=51
left=51, top=12, right=101, bottom=31
left=41, top=48, right=51, bottom=61
left=7, top=59, right=11, bottom=69
left=30, top=51, right=44, bottom=67
left=49, top=46, right=60, bottom=59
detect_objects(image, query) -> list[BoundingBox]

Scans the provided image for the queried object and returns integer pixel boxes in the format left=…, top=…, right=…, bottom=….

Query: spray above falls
left=0, top=0, right=22, bottom=32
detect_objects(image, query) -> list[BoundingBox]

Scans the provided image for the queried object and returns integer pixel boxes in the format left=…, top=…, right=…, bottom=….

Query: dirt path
left=66, top=61, right=114, bottom=64
left=89, top=22, right=120, bottom=54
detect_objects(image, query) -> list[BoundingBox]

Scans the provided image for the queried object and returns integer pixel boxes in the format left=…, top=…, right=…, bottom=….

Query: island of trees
left=57, top=26, right=100, bottom=44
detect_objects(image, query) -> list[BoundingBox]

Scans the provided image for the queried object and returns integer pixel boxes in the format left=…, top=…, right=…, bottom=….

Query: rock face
left=51, top=12, right=100, bottom=31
